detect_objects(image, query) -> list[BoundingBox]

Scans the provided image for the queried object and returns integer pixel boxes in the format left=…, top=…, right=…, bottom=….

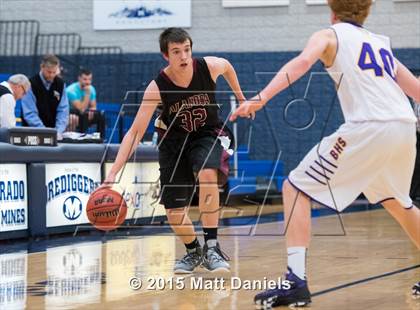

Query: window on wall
left=393, top=0, right=420, bottom=2
left=222, top=0, right=289, bottom=8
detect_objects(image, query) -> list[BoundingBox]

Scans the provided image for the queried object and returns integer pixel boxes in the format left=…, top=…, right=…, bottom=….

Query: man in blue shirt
left=66, top=69, right=105, bottom=138
left=21, top=54, right=69, bottom=134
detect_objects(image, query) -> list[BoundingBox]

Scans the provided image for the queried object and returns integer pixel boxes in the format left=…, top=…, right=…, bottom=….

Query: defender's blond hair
left=328, top=0, right=373, bottom=25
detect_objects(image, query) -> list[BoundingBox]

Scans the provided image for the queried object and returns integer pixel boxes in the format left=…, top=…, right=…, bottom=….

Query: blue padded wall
left=1, top=48, right=419, bottom=174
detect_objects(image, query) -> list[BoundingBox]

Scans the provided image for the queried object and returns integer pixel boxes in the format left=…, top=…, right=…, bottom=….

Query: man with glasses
left=0, top=74, right=30, bottom=128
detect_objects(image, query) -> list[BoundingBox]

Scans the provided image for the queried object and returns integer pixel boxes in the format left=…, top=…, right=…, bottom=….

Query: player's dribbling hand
left=94, top=173, right=116, bottom=193
left=229, top=95, right=266, bottom=121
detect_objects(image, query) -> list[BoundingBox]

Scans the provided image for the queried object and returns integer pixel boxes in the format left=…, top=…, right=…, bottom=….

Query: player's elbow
left=413, top=87, right=420, bottom=103
left=283, top=56, right=312, bottom=81
left=122, top=128, right=139, bottom=148
left=297, top=56, right=313, bottom=72
left=221, top=58, right=232, bottom=75
left=128, top=125, right=141, bottom=138
left=407, top=84, right=420, bottom=103
left=130, top=121, right=147, bottom=140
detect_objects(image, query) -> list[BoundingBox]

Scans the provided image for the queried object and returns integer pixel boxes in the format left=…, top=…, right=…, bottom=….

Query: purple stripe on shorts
left=314, top=160, right=334, bottom=174
left=375, top=197, right=395, bottom=204
left=373, top=197, right=413, bottom=209
left=287, top=177, right=340, bottom=212
left=305, top=171, right=327, bottom=185
left=310, top=166, right=330, bottom=180
left=319, top=155, right=338, bottom=169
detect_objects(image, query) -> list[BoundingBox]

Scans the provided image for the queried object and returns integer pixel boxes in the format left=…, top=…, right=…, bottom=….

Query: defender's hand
left=230, top=96, right=266, bottom=121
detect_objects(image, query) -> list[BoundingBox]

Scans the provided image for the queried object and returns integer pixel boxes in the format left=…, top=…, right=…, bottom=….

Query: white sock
left=287, top=247, right=306, bottom=280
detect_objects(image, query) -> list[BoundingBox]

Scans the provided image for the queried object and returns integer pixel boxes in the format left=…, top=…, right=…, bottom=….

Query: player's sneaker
left=202, top=241, right=230, bottom=272
left=412, top=281, right=420, bottom=299
left=254, top=267, right=311, bottom=309
left=173, top=247, right=203, bottom=274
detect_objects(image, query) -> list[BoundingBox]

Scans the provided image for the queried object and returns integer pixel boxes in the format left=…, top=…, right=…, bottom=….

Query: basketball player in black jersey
left=103, top=28, right=246, bottom=273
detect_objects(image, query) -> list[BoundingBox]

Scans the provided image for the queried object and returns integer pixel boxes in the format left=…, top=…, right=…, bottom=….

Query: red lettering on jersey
left=330, top=150, right=339, bottom=160
left=169, top=94, right=211, bottom=115
left=334, top=144, right=343, bottom=153
left=338, top=137, right=347, bottom=147
left=329, top=137, right=347, bottom=161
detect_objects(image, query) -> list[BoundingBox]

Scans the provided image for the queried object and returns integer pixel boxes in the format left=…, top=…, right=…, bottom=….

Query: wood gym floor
left=2, top=205, right=419, bottom=310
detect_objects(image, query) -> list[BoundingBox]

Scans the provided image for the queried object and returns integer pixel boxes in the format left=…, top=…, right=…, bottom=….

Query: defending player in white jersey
left=230, top=0, right=420, bottom=307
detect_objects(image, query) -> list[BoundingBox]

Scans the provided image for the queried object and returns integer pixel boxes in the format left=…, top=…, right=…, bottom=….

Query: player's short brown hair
left=328, top=0, right=373, bottom=25
left=159, top=28, right=193, bottom=55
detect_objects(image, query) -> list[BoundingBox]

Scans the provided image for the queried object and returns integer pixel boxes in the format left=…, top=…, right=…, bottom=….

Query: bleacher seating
left=228, top=145, right=285, bottom=196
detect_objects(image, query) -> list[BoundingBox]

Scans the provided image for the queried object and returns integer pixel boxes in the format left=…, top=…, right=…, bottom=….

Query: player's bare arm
left=204, top=56, right=246, bottom=102
left=230, top=29, right=336, bottom=121
left=258, top=29, right=335, bottom=104
left=104, top=81, right=161, bottom=184
left=395, top=60, right=420, bottom=102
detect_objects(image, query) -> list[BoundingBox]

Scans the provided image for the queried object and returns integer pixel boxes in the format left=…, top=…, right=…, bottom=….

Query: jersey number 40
left=358, top=42, right=395, bottom=80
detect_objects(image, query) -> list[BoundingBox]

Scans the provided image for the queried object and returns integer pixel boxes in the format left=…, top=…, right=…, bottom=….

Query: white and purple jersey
left=326, top=22, right=416, bottom=123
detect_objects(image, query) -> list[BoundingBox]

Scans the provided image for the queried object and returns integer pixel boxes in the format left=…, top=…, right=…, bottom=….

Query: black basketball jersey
left=154, top=58, right=221, bottom=137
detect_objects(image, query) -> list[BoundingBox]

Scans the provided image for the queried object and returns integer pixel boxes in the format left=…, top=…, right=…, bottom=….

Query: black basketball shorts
left=158, top=132, right=231, bottom=209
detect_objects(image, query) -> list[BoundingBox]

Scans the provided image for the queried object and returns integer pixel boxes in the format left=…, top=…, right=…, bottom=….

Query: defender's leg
left=382, top=200, right=420, bottom=249
left=254, top=180, right=312, bottom=309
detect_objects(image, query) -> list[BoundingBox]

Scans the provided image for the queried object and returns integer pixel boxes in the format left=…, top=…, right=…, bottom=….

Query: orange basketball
left=86, top=188, right=127, bottom=231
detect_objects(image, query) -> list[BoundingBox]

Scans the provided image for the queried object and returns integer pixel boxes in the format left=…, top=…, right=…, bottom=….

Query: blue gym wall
left=1, top=48, right=419, bottom=173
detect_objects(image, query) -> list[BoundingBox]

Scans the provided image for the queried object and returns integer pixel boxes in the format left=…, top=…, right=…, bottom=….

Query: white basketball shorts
left=288, top=121, right=416, bottom=212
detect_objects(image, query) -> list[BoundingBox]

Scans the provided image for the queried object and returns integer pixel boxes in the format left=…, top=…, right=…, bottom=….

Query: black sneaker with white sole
left=254, top=267, right=311, bottom=309
left=412, top=281, right=420, bottom=299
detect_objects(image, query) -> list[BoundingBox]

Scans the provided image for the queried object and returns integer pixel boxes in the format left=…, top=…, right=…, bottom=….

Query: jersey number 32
left=179, top=108, right=207, bottom=132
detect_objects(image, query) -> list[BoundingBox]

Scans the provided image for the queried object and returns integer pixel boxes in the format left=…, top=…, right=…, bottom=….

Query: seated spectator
left=21, top=54, right=69, bottom=134
left=0, top=74, right=31, bottom=128
left=66, top=69, right=105, bottom=138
